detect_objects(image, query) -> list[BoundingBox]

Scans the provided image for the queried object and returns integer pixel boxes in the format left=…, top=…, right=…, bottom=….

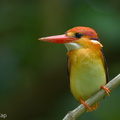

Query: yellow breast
left=67, top=48, right=106, bottom=101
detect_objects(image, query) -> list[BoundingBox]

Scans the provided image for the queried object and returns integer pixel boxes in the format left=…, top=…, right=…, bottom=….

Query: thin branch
left=63, top=74, right=120, bottom=120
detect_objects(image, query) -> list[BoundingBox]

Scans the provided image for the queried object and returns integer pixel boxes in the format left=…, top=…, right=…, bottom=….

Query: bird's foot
left=80, top=99, right=92, bottom=111
left=101, top=86, right=110, bottom=96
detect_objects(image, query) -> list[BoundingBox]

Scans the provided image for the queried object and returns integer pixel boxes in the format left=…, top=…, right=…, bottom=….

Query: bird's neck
left=64, top=38, right=102, bottom=52
left=75, top=38, right=102, bottom=50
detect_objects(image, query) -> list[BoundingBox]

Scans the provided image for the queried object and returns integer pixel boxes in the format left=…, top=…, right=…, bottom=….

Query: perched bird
left=38, top=26, right=110, bottom=111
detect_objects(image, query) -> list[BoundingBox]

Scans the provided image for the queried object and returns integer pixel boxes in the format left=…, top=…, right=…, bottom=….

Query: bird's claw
left=101, top=86, right=110, bottom=96
left=80, top=99, right=92, bottom=111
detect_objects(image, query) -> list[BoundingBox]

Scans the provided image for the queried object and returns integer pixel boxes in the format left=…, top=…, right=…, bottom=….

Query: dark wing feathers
left=100, top=49, right=109, bottom=83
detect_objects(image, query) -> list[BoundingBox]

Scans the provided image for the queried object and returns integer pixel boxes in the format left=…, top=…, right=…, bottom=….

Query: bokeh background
left=0, top=0, right=120, bottom=120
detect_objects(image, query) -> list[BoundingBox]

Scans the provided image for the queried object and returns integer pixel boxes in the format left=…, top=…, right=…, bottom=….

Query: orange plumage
left=38, top=26, right=110, bottom=111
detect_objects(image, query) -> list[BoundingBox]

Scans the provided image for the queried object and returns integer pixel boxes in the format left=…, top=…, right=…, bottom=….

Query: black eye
left=74, top=33, right=83, bottom=38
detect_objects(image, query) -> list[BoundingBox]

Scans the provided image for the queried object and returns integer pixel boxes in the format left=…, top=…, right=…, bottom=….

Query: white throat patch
left=91, top=40, right=103, bottom=47
left=64, top=43, right=81, bottom=51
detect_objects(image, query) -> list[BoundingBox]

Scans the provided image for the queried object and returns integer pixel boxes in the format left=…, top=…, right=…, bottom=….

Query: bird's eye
left=74, top=33, right=83, bottom=38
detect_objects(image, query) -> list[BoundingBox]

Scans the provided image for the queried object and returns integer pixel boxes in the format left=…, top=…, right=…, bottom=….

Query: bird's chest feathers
left=67, top=48, right=99, bottom=67
left=67, top=48, right=106, bottom=101
left=67, top=48, right=103, bottom=81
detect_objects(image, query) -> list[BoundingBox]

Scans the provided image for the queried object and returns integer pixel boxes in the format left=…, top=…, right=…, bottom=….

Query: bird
left=38, top=26, right=110, bottom=111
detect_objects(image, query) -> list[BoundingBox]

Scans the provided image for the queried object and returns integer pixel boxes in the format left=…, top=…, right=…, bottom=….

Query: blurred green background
left=0, top=0, right=120, bottom=120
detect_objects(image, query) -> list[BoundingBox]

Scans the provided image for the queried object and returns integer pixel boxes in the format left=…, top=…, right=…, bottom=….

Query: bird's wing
left=66, top=57, right=70, bottom=80
left=100, top=49, right=109, bottom=83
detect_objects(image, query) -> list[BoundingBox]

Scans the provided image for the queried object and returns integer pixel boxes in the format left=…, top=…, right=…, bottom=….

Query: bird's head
left=38, top=26, right=103, bottom=51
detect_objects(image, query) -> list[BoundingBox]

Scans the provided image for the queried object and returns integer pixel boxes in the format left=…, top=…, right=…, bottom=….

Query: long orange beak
left=38, top=34, right=76, bottom=44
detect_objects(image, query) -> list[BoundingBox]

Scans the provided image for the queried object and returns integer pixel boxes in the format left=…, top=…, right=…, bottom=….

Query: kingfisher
left=38, top=26, right=110, bottom=111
